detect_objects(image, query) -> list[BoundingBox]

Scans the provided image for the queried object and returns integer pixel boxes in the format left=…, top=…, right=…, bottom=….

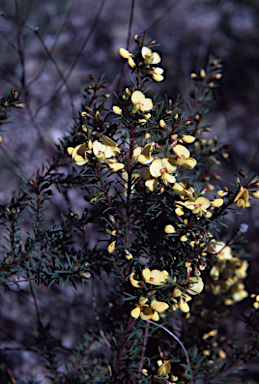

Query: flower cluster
left=207, top=241, right=249, bottom=305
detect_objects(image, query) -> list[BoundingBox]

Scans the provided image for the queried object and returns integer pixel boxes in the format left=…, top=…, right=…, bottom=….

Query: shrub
left=1, top=33, right=259, bottom=384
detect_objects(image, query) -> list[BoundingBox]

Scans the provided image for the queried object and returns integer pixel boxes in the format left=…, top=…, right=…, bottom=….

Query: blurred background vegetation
left=1, top=0, right=259, bottom=382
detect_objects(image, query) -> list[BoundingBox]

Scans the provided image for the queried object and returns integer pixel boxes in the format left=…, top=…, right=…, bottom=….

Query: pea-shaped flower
left=131, top=297, right=168, bottom=321
left=131, top=91, right=153, bottom=114
left=186, top=276, right=204, bottom=295
left=141, top=46, right=161, bottom=65
left=67, top=141, right=92, bottom=166
left=142, top=268, right=168, bottom=285
left=234, top=186, right=250, bottom=208
left=133, top=142, right=154, bottom=165
left=150, top=158, right=177, bottom=185
left=179, top=196, right=211, bottom=217
left=93, top=135, right=120, bottom=163
left=157, top=360, right=171, bottom=377
left=172, top=144, right=197, bottom=169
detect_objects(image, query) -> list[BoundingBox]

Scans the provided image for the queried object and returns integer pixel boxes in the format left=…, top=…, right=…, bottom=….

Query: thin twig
left=138, top=325, right=149, bottom=374
left=126, top=0, right=135, bottom=50
left=145, top=320, right=193, bottom=380
left=33, top=0, right=107, bottom=120
left=27, top=0, right=77, bottom=88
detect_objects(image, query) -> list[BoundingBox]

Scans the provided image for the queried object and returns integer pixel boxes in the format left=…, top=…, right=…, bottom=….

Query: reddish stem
left=116, top=317, right=134, bottom=373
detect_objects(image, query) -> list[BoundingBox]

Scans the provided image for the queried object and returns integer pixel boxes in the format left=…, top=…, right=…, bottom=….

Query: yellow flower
left=112, top=106, right=122, bottom=115
left=93, top=135, right=120, bottom=163
left=178, top=196, right=211, bottom=217
left=119, top=48, right=136, bottom=68
left=235, top=260, right=249, bottom=279
left=131, top=297, right=168, bottom=321
left=234, top=186, right=250, bottom=208
left=131, top=91, right=153, bottom=114
left=145, top=177, right=159, bottom=192
left=67, top=142, right=92, bottom=166
left=157, top=360, right=171, bottom=377
left=138, top=113, right=151, bottom=125
left=211, top=198, right=224, bottom=207
left=159, top=119, right=167, bottom=128
left=107, top=241, right=116, bottom=254
left=150, top=67, right=164, bottom=82
left=107, top=159, right=125, bottom=172
left=180, top=134, right=195, bottom=143
left=142, top=268, right=168, bottom=285
left=173, top=182, right=194, bottom=198
left=231, top=283, right=248, bottom=302
left=211, top=241, right=233, bottom=260
left=172, top=144, right=197, bottom=169
left=217, top=189, right=228, bottom=197
left=133, top=142, right=154, bottom=164
left=252, top=190, right=259, bottom=199
left=141, top=46, right=161, bottom=65
left=128, top=57, right=136, bottom=68
left=129, top=272, right=141, bottom=288
left=186, top=276, right=204, bottom=295
left=164, top=224, right=176, bottom=234
left=149, top=158, right=176, bottom=186
left=178, top=296, right=190, bottom=313
left=119, top=48, right=131, bottom=59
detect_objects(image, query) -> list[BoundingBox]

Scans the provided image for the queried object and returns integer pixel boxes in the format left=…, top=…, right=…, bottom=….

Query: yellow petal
left=67, top=147, right=74, bottom=155
left=157, top=361, right=171, bottom=377
left=151, top=300, right=169, bottom=312
left=142, top=268, right=151, bottom=282
left=187, top=276, right=204, bottom=295
left=252, top=190, right=259, bottom=199
left=232, top=289, right=248, bottom=302
left=151, top=311, right=159, bottom=321
left=141, top=46, right=152, bottom=59
left=149, top=270, right=166, bottom=285
left=159, top=119, right=167, bottom=128
left=100, top=135, right=117, bottom=147
left=107, top=241, right=116, bottom=254
left=173, top=144, right=190, bottom=159
left=145, top=178, right=158, bottom=191
left=181, top=135, right=195, bottom=143
left=164, top=225, right=176, bottom=234
left=175, top=207, right=185, bottom=216
left=195, top=197, right=211, bottom=209
left=161, top=173, right=176, bottom=185
left=183, top=157, right=197, bottom=169
left=153, top=67, right=164, bottom=75
left=128, top=57, right=136, bottom=68
left=139, top=296, right=148, bottom=306
left=211, top=198, right=224, bottom=207
left=152, top=74, right=164, bottom=82
left=109, top=162, right=125, bottom=172
left=141, top=98, right=153, bottom=112
left=131, top=307, right=140, bottom=319
left=217, top=189, right=228, bottom=197
left=120, top=48, right=130, bottom=59
left=131, top=90, right=145, bottom=105
left=129, top=273, right=141, bottom=287
left=178, top=298, right=190, bottom=313
left=113, top=106, right=122, bottom=115
left=151, top=52, right=161, bottom=64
